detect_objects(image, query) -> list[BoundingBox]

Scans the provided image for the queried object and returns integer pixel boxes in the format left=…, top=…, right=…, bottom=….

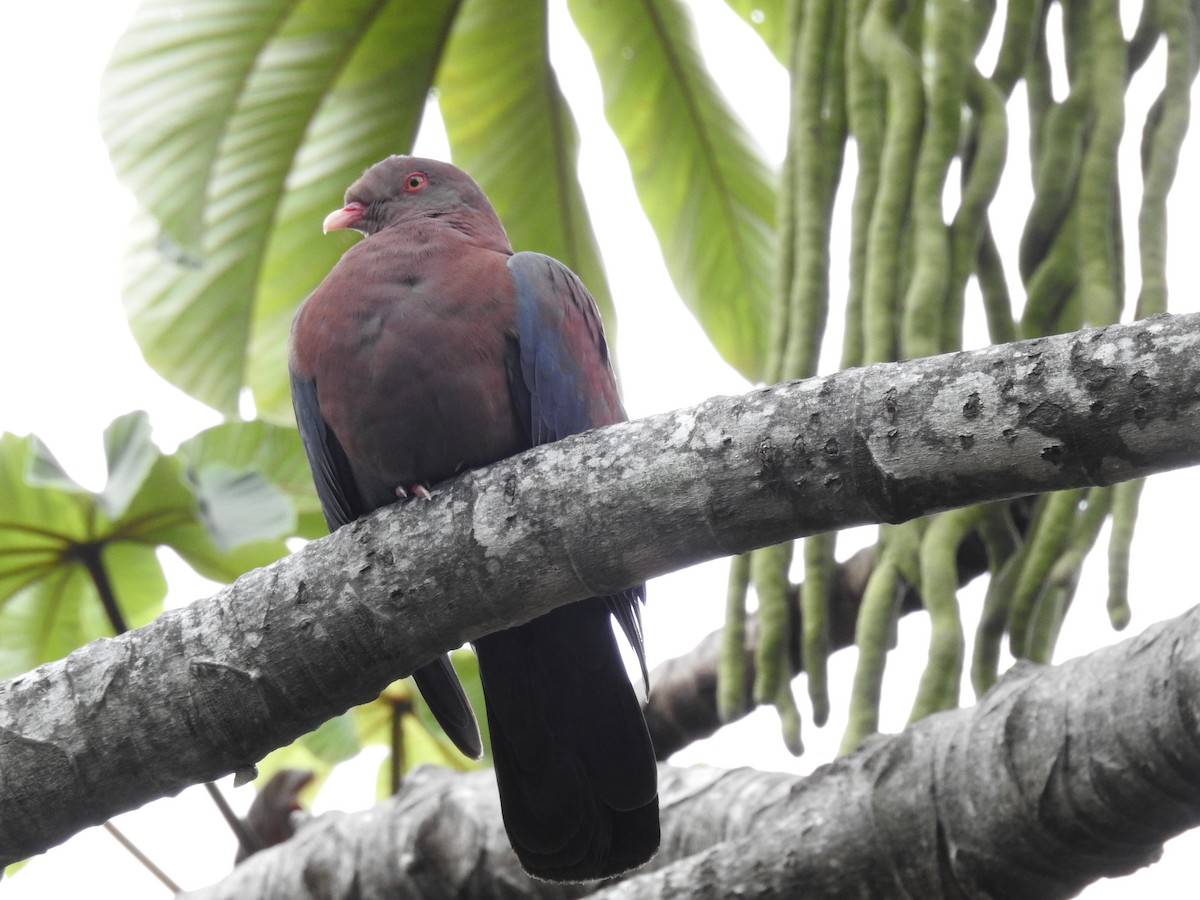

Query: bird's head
left=322, top=156, right=503, bottom=239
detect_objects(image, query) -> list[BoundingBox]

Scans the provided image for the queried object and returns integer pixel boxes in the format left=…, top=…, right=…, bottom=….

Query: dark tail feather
left=475, top=599, right=659, bottom=881
left=412, top=654, right=483, bottom=760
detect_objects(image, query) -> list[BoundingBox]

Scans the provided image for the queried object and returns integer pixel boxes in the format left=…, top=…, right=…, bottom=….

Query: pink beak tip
left=323, top=203, right=365, bottom=234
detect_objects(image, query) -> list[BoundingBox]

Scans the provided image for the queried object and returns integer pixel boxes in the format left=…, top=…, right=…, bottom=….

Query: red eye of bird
left=403, top=172, right=427, bottom=193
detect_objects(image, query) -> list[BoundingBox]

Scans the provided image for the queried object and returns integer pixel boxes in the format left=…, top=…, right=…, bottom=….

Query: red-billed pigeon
left=288, top=156, right=659, bottom=880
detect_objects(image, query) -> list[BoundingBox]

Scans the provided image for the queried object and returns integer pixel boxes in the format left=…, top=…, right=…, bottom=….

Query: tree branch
left=181, top=601, right=1200, bottom=899
left=1, top=313, right=1198, bottom=864
left=598, top=604, right=1200, bottom=899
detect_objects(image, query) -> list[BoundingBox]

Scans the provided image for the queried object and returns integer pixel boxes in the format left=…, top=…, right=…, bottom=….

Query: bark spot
left=1070, top=339, right=1119, bottom=391
left=755, top=439, right=793, bottom=496
left=962, top=392, right=982, bottom=419
left=1041, top=445, right=1065, bottom=467
left=1083, top=365, right=1117, bottom=392
left=882, top=388, right=899, bottom=423
left=188, top=660, right=269, bottom=759
left=1020, top=401, right=1068, bottom=435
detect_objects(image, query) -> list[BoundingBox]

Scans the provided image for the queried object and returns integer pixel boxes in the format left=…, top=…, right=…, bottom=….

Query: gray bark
left=182, top=602, right=1200, bottom=899
left=1, top=313, right=1198, bottom=865
left=596, top=606, right=1200, bottom=899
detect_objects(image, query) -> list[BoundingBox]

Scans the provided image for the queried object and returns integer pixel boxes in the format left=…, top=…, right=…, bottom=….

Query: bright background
left=2, top=2, right=1198, bottom=897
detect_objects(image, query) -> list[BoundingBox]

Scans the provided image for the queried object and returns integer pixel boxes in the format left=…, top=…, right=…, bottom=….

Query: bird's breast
left=293, top=241, right=525, bottom=509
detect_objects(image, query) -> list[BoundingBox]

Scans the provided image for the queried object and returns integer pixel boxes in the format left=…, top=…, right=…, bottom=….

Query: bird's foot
left=395, top=482, right=433, bottom=501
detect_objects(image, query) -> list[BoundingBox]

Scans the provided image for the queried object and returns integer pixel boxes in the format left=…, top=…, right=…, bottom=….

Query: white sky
left=2, top=1, right=1199, bottom=897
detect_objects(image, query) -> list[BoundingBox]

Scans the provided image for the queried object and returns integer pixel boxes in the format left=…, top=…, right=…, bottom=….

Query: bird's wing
left=289, top=368, right=363, bottom=531
left=505, top=252, right=649, bottom=687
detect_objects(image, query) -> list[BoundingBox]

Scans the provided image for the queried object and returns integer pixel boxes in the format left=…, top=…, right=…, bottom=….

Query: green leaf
left=24, top=436, right=81, bottom=493
left=723, top=0, right=790, bottom=65
left=438, top=0, right=618, bottom=335
left=100, top=411, right=159, bottom=519
left=190, top=465, right=295, bottom=552
left=4, top=859, right=29, bottom=879
left=0, top=428, right=181, bottom=674
left=112, top=452, right=283, bottom=584
left=298, top=712, right=361, bottom=764
left=177, top=419, right=325, bottom=538
left=0, top=564, right=95, bottom=676
left=0, top=417, right=311, bottom=674
left=568, top=0, right=777, bottom=381
left=102, top=0, right=461, bottom=417
left=0, top=433, right=91, bottom=610
left=0, top=537, right=166, bottom=677
left=99, top=0, right=297, bottom=253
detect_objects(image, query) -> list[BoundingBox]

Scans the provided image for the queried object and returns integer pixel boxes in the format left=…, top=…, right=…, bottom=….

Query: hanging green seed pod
left=717, top=553, right=752, bottom=723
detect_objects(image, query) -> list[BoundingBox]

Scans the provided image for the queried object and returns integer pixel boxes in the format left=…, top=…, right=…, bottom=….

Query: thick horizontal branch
left=184, top=601, right=1200, bottom=899
left=1, top=313, right=1198, bottom=863
left=176, top=765, right=784, bottom=900
left=597, top=605, right=1200, bottom=898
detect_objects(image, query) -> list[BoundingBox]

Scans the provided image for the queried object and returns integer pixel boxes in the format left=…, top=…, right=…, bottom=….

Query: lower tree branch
left=182, top=601, right=1200, bottom=899
left=178, top=765, right=794, bottom=900
left=1, top=314, right=1198, bottom=863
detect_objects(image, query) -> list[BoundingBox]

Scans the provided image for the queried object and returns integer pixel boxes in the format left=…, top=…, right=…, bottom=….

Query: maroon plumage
left=288, top=156, right=659, bottom=880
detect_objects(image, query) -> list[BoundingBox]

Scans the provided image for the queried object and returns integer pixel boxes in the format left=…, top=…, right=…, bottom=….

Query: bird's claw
left=395, top=482, right=433, bottom=501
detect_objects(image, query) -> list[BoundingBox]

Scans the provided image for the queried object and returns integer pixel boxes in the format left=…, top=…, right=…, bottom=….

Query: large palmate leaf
left=176, top=419, right=326, bottom=539
left=100, top=0, right=297, bottom=256
left=101, top=0, right=461, bottom=418
left=102, top=0, right=780, bottom=418
left=569, top=0, right=778, bottom=380
left=0, top=413, right=310, bottom=675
